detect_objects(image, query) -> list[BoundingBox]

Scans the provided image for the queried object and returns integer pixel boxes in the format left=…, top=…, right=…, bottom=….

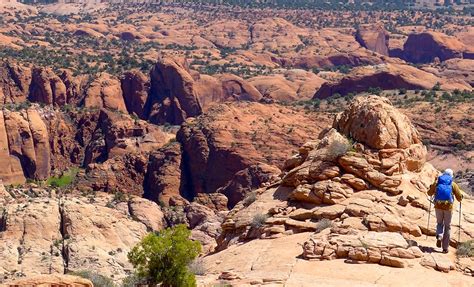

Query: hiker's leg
left=435, top=208, right=444, bottom=237
left=442, top=210, right=452, bottom=250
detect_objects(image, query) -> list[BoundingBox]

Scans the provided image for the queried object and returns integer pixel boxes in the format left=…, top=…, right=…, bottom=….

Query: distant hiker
left=427, top=168, right=463, bottom=253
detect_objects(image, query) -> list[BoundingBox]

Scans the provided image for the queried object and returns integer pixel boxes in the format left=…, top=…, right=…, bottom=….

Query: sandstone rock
left=84, top=73, right=127, bottom=112
left=334, top=96, right=421, bottom=149
left=143, top=142, right=187, bottom=206
left=177, top=102, right=330, bottom=207
left=216, top=74, right=263, bottom=102
left=0, top=61, right=31, bottom=104
left=314, top=63, right=471, bottom=99
left=29, top=67, right=67, bottom=106
left=128, top=197, right=165, bottom=232
left=355, top=24, right=389, bottom=56
left=420, top=253, right=455, bottom=273
left=121, top=70, right=149, bottom=119
left=3, top=274, right=93, bottom=287
left=147, top=57, right=202, bottom=125
left=402, top=32, right=466, bottom=63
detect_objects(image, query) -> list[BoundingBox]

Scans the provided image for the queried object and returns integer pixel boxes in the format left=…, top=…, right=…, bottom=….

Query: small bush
left=251, top=213, right=268, bottom=229
left=242, top=192, right=257, bottom=207
left=121, top=274, right=144, bottom=287
left=315, top=218, right=333, bottom=233
left=188, top=258, right=206, bottom=276
left=326, top=136, right=352, bottom=159
left=456, top=240, right=474, bottom=257
left=70, top=271, right=115, bottom=287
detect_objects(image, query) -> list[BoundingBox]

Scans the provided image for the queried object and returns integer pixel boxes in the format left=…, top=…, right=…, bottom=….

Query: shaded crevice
left=0, top=207, right=7, bottom=232
left=58, top=199, right=69, bottom=274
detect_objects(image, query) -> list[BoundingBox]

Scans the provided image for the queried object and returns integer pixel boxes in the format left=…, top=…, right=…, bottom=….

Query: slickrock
left=1, top=274, right=93, bottom=287
left=0, top=61, right=30, bottom=104
left=0, top=192, right=163, bottom=282
left=121, top=70, right=149, bottom=119
left=82, top=109, right=170, bottom=194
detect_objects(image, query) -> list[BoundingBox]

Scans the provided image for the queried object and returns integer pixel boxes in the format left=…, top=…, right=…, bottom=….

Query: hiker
left=427, top=168, right=463, bottom=253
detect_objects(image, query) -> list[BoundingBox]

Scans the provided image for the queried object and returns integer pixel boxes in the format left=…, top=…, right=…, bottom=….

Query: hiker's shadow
left=408, top=239, right=442, bottom=254
left=418, top=245, right=442, bottom=254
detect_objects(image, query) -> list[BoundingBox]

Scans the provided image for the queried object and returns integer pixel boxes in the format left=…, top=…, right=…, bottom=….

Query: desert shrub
left=251, top=213, right=268, bottom=229
left=188, top=258, right=206, bottom=276
left=242, top=192, right=257, bottom=207
left=128, top=224, right=201, bottom=287
left=70, top=270, right=115, bottom=287
left=315, top=218, right=333, bottom=233
left=456, top=240, right=474, bottom=257
left=326, top=136, right=352, bottom=159
left=121, top=273, right=145, bottom=287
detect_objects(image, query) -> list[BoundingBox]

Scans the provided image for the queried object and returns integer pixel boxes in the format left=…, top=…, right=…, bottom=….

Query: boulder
left=334, top=96, right=421, bottom=149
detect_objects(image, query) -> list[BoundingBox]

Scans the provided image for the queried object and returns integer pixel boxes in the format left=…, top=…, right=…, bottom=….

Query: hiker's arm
left=452, top=182, right=463, bottom=202
left=427, top=180, right=437, bottom=197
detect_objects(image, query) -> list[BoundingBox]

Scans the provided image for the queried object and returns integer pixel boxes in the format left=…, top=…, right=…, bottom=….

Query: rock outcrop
left=355, top=24, right=389, bottom=56
left=402, top=32, right=467, bottom=63
left=147, top=58, right=202, bottom=125
left=121, top=70, right=149, bottom=119
left=84, top=73, right=127, bottom=112
left=29, top=67, right=67, bottom=106
left=216, top=96, right=473, bottom=272
left=0, top=190, right=164, bottom=282
left=3, top=274, right=93, bottom=287
left=176, top=102, right=331, bottom=208
left=314, top=63, right=471, bottom=99
left=81, top=109, right=171, bottom=194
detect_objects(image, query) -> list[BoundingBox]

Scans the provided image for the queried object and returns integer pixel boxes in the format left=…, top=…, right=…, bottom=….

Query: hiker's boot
left=436, top=235, right=442, bottom=248
left=442, top=249, right=448, bottom=254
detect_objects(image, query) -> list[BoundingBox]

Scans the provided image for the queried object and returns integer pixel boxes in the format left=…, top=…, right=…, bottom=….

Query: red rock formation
left=29, top=67, right=67, bottom=106
left=176, top=102, right=331, bottom=207
left=143, top=142, right=188, bottom=206
left=121, top=70, right=150, bottom=119
left=402, top=32, right=466, bottom=63
left=355, top=24, right=389, bottom=56
left=314, top=63, right=471, bottom=99
left=147, top=58, right=202, bottom=125
left=83, top=73, right=127, bottom=112
left=0, top=61, right=30, bottom=104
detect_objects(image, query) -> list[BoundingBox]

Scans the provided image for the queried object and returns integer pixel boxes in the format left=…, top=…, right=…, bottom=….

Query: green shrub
left=70, top=270, right=115, bottom=287
left=128, top=224, right=201, bottom=287
left=456, top=240, right=474, bottom=257
left=47, top=168, right=79, bottom=188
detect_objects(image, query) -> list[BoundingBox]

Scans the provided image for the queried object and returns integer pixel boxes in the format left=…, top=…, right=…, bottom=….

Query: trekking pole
left=458, top=201, right=462, bottom=246
left=426, top=196, right=432, bottom=239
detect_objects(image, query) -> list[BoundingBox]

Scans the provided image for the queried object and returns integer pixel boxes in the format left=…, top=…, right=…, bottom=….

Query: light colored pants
left=435, top=208, right=452, bottom=250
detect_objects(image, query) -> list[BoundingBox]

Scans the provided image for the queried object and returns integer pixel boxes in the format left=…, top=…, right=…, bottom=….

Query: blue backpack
left=434, top=174, right=454, bottom=203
